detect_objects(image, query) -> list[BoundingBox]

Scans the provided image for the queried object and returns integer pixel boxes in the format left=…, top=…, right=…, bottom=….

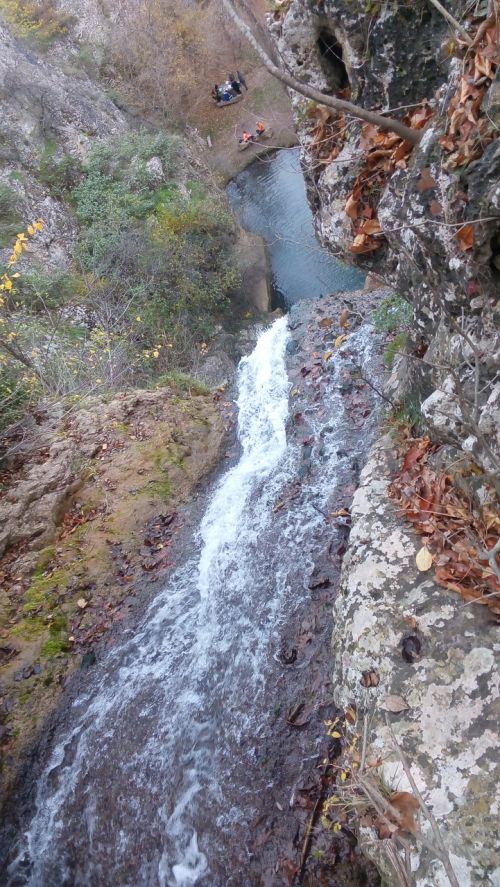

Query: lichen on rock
left=332, top=436, right=499, bottom=886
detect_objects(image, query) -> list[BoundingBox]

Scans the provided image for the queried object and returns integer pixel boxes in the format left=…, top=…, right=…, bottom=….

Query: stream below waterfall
left=2, top=155, right=382, bottom=887
left=227, top=149, right=365, bottom=309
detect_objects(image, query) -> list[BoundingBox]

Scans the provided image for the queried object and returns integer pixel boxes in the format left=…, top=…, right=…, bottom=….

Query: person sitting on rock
left=237, top=70, right=248, bottom=91
left=211, top=84, right=220, bottom=101
left=255, top=121, right=265, bottom=135
left=241, top=130, right=253, bottom=143
left=230, top=79, right=242, bottom=95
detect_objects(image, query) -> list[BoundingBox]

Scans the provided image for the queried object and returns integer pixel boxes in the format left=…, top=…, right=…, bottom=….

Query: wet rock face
left=272, top=1, right=499, bottom=472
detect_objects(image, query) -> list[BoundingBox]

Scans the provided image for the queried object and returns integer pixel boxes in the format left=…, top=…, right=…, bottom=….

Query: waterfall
left=7, top=315, right=379, bottom=887
left=7, top=318, right=292, bottom=887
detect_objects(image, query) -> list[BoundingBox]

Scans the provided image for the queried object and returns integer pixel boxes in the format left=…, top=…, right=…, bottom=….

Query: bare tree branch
left=0, top=337, right=39, bottom=375
left=426, top=0, right=473, bottom=45
left=220, top=0, right=421, bottom=145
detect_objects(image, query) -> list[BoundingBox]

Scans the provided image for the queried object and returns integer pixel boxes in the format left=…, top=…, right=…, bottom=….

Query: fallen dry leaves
left=345, top=104, right=434, bottom=255
left=440, top=17, right=499, bottom=179
left=391, top=437, right=500, bottom=616
left=307, top=104, right=348, bottom=166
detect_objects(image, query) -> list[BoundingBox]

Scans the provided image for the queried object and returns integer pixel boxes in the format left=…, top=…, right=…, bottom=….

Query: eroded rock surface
left=332, top=436, right=499, bottom=886
left=270, top=0, right=499, bottom=474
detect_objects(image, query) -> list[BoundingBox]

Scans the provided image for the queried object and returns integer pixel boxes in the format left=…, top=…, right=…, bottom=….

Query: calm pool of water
left=227, top=148, right=365, bottom=309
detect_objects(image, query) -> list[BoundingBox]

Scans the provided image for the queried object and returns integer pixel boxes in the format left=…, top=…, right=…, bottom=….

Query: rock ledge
left=333, top=435, right=499, bottom=887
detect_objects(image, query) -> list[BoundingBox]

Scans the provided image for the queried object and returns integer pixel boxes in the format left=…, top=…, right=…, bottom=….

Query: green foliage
left=0, top=128, right=239, bottom=432
left=146, top=476, right=172, bottom=502
left=157, top=371, right=210, bottom=395
left=384, top=331, right=407, bottom=368
left=18, top=267, right=84, bottom=312
left=388, top=392, right=422, bottom=432
left=38, top=147, right=82, bottom=199
left=0, top=183, right=22, bottom=248
left=73, top=130, right=239, bottom=366
left=373, top=293, right=413, bottom=333
left=41, top=633, right=69, bottom=657
left=0, top=0, right=75, bottom=47
left=0, top=363, right=39, bottom=432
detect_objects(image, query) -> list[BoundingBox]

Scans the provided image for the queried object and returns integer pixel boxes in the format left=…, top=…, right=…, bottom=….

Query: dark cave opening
left=317, top=29, right=349, bottom=90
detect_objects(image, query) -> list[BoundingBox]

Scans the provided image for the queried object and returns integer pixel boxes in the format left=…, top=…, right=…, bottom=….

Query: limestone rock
left=332, top=436, right=499, bottom=886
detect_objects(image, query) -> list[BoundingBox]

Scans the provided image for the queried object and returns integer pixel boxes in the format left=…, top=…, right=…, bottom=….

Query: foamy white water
left=8, top=318, right=291, bottom=887
left=7, top=317, right=378, bottom=887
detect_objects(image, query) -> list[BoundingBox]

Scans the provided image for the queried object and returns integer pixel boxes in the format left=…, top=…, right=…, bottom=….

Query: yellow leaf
left=323, top=350, right=333, bottom=361
left=340, top=771, right=348, bottom=782
left=416, top=545, right=433, bottom=571
left=152, top=350, right=159, bottom=358
left=334, top=334, right=347, bottom=348
left=329, top=730, right=342, bottom=738
left=136, top=316, right=142, bottom=322
left=27, top=225, right=34, bottom=236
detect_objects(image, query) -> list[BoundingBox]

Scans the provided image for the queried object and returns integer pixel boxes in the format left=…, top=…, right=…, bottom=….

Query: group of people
left=211, top=71, right=248, bottom=103
left=240, top=121, right=266, bottom=144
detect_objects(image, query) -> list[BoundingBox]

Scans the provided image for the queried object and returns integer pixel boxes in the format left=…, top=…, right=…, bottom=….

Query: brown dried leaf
left=416, top=168, right=436, bottom=192
left=402, top=437, right=431, bottom=471
left=456, top=223, right=475, bottom=251
left=361, top=669, right=380, bottom=688
left=361, top=218, right=382, bottom=235
left=345, top=193, right=359, bottom=219
left=416, top=545, right=433, bottom=571
left=380, top=694, right=410, bottom=713
left=350, top=234, right=380, bottom=254
left=389, top=791, right=419, bottom=834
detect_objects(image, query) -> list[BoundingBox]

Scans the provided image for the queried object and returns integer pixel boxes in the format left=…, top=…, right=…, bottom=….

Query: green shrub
left=388, top=392, right=422, bottom=432
left=0, top=363, right=39, bottom=433
left=156, top=371, right=210, bottom=395
left=72, top=130, right=239, bottom=367
left=0, top=183, right=22, bottom=248
left=383, top=331, right=407, bottom=368
left=373, top=293, right=412, bottom=333
left=0, top=0, right=76, bottom=47
left=38, top=151, right=82, bottom=199
left=18, top=267, right=84, bottom=312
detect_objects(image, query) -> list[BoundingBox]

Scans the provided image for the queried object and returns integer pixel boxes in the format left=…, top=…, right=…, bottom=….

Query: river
left=3, top=154, right=381, bottom=887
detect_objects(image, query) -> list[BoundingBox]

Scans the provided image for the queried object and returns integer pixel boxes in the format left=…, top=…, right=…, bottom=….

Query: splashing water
left=7, top=316, right=379, bottom=886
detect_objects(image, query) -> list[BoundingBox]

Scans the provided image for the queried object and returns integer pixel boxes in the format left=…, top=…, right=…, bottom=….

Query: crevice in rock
left=316, top=28, right=349, bottom=90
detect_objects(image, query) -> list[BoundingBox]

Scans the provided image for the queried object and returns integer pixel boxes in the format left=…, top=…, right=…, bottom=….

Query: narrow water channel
left=227, top=149, right=365, bottom=309
left=3, top=153, right=380, bottom=887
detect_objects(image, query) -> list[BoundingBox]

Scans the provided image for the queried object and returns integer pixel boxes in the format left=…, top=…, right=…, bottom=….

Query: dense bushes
left=0, top=0, right=75, bottom=46
left=0, top=129, right=240, bottom=429
left=72, top=129, right=239, bottom=361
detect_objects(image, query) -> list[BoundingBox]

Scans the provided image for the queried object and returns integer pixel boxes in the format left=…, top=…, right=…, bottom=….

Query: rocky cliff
left=270, top=0, right=499, bottom=475
left=270, top=2, right=499, bottom=885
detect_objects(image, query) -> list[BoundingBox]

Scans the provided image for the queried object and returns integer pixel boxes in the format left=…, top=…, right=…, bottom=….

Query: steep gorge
left=267, top=2, right=499, bottom=884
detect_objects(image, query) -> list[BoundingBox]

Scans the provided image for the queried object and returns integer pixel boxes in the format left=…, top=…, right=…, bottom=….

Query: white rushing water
left=8, top=316, right=379, bottom=887
left=9, top=318, right=292, bottom=887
